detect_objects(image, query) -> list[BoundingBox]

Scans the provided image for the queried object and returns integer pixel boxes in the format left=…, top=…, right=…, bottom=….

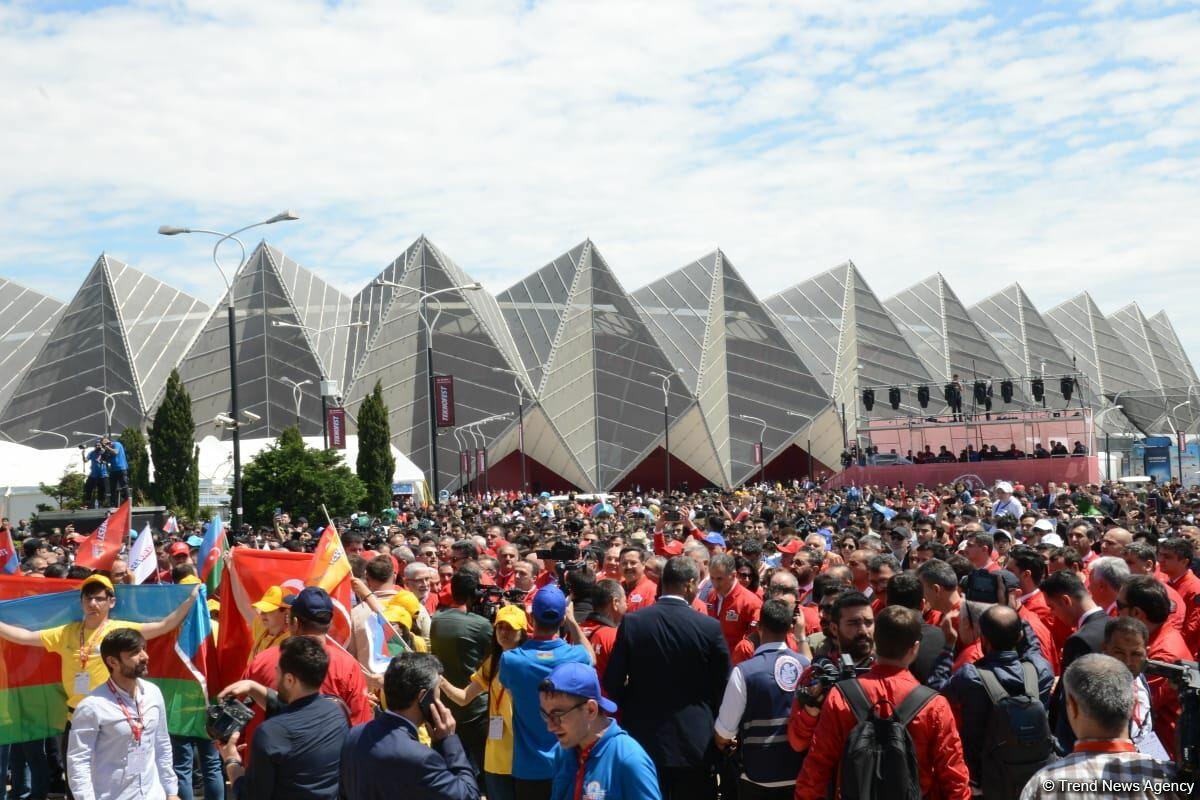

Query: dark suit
left=1050, top=607, right=1108, bottom=751
left=339, top=713, right=479, bottom=800
left=602, top=595, right=731, bottom=800
left=911, top=622, right=946, bottom=685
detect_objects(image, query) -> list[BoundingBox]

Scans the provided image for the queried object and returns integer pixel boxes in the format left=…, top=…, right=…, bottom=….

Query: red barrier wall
left=826, top=456, right=1100, bottom=489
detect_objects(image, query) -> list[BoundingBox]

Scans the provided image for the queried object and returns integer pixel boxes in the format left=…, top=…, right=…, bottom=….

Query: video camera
left=471, top=586, right=529, bottom=622
left=534, top=540, right=586, bottom=590
left=1145, top=659, right=1199, bottom=775
left=205, top=697, right=255, bottom=742
left=797, top=654, right=859, bottom=708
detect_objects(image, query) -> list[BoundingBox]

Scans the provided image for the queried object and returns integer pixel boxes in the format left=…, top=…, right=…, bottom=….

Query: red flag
left=74, top=500, right=131, bottom=571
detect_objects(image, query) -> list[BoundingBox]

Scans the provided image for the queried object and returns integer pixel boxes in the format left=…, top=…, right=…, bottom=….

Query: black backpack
left=837, top=678, right=936, bottom=800
left=977, top=662, right=1054, bottom=800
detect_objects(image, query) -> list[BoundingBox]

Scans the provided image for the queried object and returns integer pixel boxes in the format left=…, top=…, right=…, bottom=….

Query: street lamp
left=278, top=377, right=312, bottom=425
left=462, top=413, right=511, bottom=496
left=159, top=209, right=299, bottom=532
left=1094, top=405, right=1125, bottom=481
left=492, top=367, right=528, bottom=495
left=738, top=414, right=768, bottom=486
left=1170, top=400, right=1190, bottom=482
left=271, top=320, right=368, bottom=447
left=649, top=371, right=672, bottom=494
left=29, top=429, right=69, bottom=447
left=786, top=411, right=815, bottom=484
left=73, top=431, right=120, bottom=440
left=84, top=386, right=132, bottom=437
left=373, top=279, right=484, bottom=498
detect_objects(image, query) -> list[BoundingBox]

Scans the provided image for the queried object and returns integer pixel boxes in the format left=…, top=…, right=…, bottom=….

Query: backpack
left=837, top=678, right=936, bottom=800
left=977, top=662, right=1054, bottom=800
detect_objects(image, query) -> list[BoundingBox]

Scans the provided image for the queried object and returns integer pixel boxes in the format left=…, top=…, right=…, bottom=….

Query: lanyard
left=573, top=740, right=597, bottom=800
left=1073, top=739, right=1135, bottom=754
left=107, top=680, right=144, bottom=745
left=491, top=675, right=506, bottom=714
left=78, top=622, right=109, bottom=671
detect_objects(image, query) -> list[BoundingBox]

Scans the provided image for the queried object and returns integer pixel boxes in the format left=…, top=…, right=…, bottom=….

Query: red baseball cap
left=777, top=539, right=804, bottom=555
left=168, top=542, right=190, bottom=557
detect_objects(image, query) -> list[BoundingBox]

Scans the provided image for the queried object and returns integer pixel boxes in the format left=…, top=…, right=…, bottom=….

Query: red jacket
left=1163, top=580, right=1187, bottom=633
left=1018, top=604, right=1061, bottom=675
left=1147, top=621, right=1193, bottom=759
left=1022, top=589, right=1073, bottom=650
left=707, top=581, right=762, bottom=653
left=1167, top=570, right=1200, bottom=655
left=622, top=576, right=657, bottom=613
left=789, top=664, right=972, bottom=800
left=731, top=631, right=800, bottom=666
left=580, top=618, right=619, bottom=681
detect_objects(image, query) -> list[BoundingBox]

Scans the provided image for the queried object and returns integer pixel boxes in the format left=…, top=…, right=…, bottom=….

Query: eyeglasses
left=737, top=571, right=754, bottom=579
left=539, top=700, right=587, bottom=725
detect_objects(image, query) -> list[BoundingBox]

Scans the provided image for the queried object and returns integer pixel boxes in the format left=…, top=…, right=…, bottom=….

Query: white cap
left=995, top=481, right=1014, bottom=494
left=1033, top=519, right=1055, bottom=532
left=1041, top=532, right=1064, bottom=547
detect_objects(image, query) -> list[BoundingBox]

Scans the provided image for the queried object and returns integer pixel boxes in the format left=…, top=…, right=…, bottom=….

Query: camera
left=205, top=697, right=255, bottom=742
left=1145, top=659, right=1199, bottom=775
left=471, top=586, right=530, bottom=622
left=796, top=654, right=860, bottom=708
left=535, top=540, right=581, bottom=562
left=661, top=505, right=681, bottom=522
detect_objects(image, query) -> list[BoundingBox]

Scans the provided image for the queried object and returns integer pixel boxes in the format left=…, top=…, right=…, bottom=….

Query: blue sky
left=2, top=0, right=1198, bottom=361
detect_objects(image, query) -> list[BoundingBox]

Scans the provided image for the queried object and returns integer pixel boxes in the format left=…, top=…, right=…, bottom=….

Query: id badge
left=488, top=716, right=504, bottom=740
left=126, top=739, right=152, bottom=774
left=73, top=672, right=90, bottom=697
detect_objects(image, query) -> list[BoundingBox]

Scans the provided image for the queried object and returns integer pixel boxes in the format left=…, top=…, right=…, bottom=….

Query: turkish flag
left=74, top=500, right=131, bottom=571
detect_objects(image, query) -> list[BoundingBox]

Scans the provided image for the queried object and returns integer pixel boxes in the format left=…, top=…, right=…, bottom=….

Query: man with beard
left=67, top=628, right=180, bottom=799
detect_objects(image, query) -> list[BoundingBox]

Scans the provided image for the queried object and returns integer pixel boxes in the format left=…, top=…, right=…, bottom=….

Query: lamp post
left=738, top=414, right=768, bottom=486
left=271, top=320, right=368, bottom=447
left=73, top=431, right=120, bottom=441
left=786, top=411, right=815, bottom=484
left=278, top=377, right=312, bottom=425
left=372, top=280, right=483, bottom=499
left=649, top=371, right=672, bottom=494
left=29, top=429, right=69, bottom=447
left=462, top=413, right=511, bottom=496
left=1169, top=400, right=1190, bottom=483
left=159, top=209, right=299, bottom=532
left=452, top=426, right=468, bottom=496
left=84, top=386, right=132, bottom=437
left=1094, top=405, right=1125, bottom=481
left=492, top=367, right=528, bottom=495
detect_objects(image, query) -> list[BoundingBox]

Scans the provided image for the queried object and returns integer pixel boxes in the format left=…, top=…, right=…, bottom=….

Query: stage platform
left=34, top=506, right=168, bottom=536
left=826, top=456, right=1100, bottom=490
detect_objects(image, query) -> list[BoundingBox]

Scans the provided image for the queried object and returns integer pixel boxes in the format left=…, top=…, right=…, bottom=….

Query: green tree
left=120, top=426, right=150, bottom=504
left=356, top=381, right=395, bottom=512
left=39, top=469, right=86, bottom=510
left=242, top=426, right=366, bottom=526
left=149, top=369, right=199, bottom=516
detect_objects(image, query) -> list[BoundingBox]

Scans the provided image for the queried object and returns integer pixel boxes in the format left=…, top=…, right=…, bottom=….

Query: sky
left=2, top=0, right=1198, bottom=361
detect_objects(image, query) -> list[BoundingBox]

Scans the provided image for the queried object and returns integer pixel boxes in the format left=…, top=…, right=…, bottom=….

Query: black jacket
left=236, top=693, right=349, bottom=800
left=1050, top=608, right=1109, bottom=750
left=602, top=596, right=731, bottom=769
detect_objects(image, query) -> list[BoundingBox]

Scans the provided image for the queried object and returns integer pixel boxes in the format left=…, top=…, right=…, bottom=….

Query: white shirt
left=993, top=497, right=1024, bottom=519
left=67, top=678, right=177, bottom=800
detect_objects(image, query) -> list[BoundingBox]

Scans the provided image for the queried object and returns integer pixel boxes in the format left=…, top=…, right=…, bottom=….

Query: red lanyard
left=1073, top=739, right=1135, bottom=754
left=78, top=622, right=109, bottom=671
left=107, top=680, right=144, bottom=745
left=573, top=740, right=596, bottom=800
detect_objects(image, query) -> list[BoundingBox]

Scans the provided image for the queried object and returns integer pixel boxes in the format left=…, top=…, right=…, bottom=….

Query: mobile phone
left=418, top=688, right=436, bottom=722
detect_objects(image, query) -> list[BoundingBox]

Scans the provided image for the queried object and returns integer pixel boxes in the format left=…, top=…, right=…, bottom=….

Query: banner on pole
left=753, top=442, right=763, bottom=466
left=327, top=407, right=347, bottom=448
left=460, top=450, right=470, bottom=474
left=476, top=448, right=486, bottom=473
left=434, top=376, right=455, bottom=427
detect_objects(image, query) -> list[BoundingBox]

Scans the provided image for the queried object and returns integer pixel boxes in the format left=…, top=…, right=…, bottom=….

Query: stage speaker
left=862, top=388, right=875, bottom=411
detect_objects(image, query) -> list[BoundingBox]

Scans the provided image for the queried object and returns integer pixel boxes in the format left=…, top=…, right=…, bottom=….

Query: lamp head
left=157, top=225, right=190, bottom=236
left=264, top=210, right=299, bottom=224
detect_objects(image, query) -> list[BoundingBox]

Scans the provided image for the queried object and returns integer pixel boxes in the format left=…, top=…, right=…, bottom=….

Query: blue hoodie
left=550, top=719, right=662, bottom=800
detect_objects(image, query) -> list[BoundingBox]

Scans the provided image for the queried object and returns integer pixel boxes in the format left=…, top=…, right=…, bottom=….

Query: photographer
left=218, top=636, right=350, bottom=799
left=100, top=436, right=129, bottom=507
left=81, top=440, right=108, bottom=509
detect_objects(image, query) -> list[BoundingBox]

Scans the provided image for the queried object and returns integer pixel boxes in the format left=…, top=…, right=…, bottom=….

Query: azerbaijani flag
left=0, top=527, right=18, bottom=574
left=197, top=514, right=227, bottom=597
left=363, top=611, right=408, bottom=674
left=0, top=577, right=211, bottom=744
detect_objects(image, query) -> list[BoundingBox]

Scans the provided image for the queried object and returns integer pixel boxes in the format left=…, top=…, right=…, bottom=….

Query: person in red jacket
left=789, top=606, right=971, bottom=800
left=1121, top=542, right=1186, bottom=632
left=619, top=546, right=657, bottom=612
left=1118, top=575, right=1193, bottom=759
left=1157, top=537, right=1200, bottom=655
left=707, top=553, right=762, bottom=653
left=580, top=578, right=626, bottom=681
left=1008, top=545, right=1074, bottom=649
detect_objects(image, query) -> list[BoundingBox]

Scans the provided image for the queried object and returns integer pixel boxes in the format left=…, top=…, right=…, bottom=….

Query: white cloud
left=0, top=0, right=1198, bottom=366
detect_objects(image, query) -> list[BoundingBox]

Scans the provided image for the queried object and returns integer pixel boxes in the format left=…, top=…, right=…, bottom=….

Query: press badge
left=488, top=716, right=504, bottom=740
left=126, top=738, right=152, bottom=774
left=73, top=672, right=90, bottom=696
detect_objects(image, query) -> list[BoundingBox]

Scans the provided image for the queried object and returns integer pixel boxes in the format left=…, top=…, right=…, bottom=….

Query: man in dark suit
left=339, top=652, right=479, bottom=800
left=603, top=555, right=731, bottom=800
left=1040, top=570, right=1107, bottom=752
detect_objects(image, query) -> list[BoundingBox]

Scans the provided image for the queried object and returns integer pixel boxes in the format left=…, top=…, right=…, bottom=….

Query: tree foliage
left=120, top=426, right=150, bottom=504
left=356, top=381, right=395, bottom=512
left=243, top=426, right=366, bottom=526
left=149, top=369, right=199, bottom=517
left=39, top=469, right=86, bottom=510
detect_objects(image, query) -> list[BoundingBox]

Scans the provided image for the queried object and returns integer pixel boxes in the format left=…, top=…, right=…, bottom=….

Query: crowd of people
left=2, top=472, right=1200, bottom=799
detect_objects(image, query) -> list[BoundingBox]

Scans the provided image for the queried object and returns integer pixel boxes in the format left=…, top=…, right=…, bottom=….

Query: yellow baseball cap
left=253, top=585, right=288, bottom=612
left=80, top=574, right=114, bottom=594
left=207, top=598, right=221, bottom=612
left=495, top=604, right=528, bottom=631
left=389, top=590, right=421, bottom=617
left=178, top=575, right=201, bottom=586
left=383, top=604, right=413, bottom=629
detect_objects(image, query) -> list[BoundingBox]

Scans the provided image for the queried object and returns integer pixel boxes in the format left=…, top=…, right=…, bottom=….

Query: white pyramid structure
left=0, top=279, right=64, bottom=424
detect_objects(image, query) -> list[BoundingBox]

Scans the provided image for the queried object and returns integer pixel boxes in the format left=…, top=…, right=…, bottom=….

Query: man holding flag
left=0, top=520, right=18, bottom=575
left=197, top=514, right=228, bottom=597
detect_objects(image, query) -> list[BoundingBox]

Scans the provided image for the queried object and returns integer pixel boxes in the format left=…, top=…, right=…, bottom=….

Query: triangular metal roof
left=765, top=261, right=933, bottom=421
left=968, top=284, right=1076, bottom=384
left=176, top=242, right=349, bottom=440
left=343, top=237, right=542, bottom=492
left=0, top=278, right=64, bottom=423
left=1148, top=311, right=1199, bottom=387
left=0, top=255, right=207, bottom=444
left=635, top=249, right=829, bottom=487
left=1105, top=303, right=1196, bottom=432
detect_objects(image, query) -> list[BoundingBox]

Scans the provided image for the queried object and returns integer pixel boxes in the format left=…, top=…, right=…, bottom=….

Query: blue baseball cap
left=703, top=532, right=726, bottom=548
left=542, top=661, right=617, bottom=714
left=186, top=535, right=204, bottom=547
left=531, top=584, right=567, bottom=626
left=283, top=586, right=334, bottom=623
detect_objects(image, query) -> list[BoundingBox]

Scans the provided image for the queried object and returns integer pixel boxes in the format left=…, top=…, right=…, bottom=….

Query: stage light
left=888, top=387, right=901, bottom=410
left=973, top=381, right=988, bottom=405
left=862, top=388, right=875, bottom=411
left=1000, top=379, right=1014, bottom=404
left=1060, top=376, right=1074, bottom=402
left=1031, top=378, right=1044, bottom=402
left=916, top=385, right=930, bottom=408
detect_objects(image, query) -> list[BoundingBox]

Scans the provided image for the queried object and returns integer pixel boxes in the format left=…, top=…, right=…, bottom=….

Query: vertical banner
left=434, top=375, right=455, bottom=427
left=476, top=448, right=486, bottom=473
left=460, top=451, right=470, bottom=474
left=1142, top=436, right=1172, bottom=483
left=326, top=407, right=347, bottom=449
left=753, top=442, right=763, bottom=466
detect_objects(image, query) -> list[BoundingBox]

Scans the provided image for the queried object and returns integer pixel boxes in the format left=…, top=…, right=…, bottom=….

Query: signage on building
left=434, top=375, right=455, bottom=427
left=327, top=407, right=347, bottom=449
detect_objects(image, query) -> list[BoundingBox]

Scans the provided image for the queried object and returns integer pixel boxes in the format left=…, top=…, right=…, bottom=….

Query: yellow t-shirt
left=247, top=617, right=290, bottom=663
left=470, top=664, right=512, bottom=775
left=39, top=619, right=144, bottom=709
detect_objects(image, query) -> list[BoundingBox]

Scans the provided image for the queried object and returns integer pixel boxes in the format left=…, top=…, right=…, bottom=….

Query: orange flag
left=74, top=499, right=131, bottom=571
left=306, top=523, right=350, bottom=594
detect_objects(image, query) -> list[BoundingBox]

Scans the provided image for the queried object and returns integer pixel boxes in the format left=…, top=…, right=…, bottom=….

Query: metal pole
left=807, top=437, right=812, bottom=483
left=321, top=388, right=328, bottom=449
left=517, top=380, right=526, bottom=495
left=663, top=401, right=670, bottom=494
left=227, top=304, right=243, bottom=532
left=424, top=301, right=440, bottom=499
left=760, top=436, right=765, bottom=486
